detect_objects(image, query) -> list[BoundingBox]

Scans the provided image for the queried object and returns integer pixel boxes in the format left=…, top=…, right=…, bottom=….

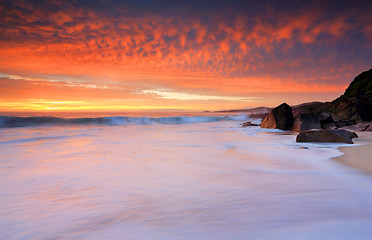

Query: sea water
left=1, top=113, right=372, bottom=240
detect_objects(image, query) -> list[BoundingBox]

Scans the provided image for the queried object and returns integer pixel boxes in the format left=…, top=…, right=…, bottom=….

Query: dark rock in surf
left=296, top=129, right=358, bottom=144
left=241, top=121, right=260, bottom=127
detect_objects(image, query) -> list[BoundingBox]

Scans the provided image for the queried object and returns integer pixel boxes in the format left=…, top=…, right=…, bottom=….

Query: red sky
left=0, top=0, right=371, bottom=111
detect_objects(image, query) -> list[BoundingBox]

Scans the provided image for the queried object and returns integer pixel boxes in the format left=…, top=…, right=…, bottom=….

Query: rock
left=299, top=114, right=321, bottom=131
left=339, top=122, right=370, bottom=131
left=320, top=115, right=336, bottom=129
left=291, top=115, right=322, bottom=132
left=291, top=118, right=301, bottom=132
left=332, top=68, right=372, bottom=122
left=321, top=122, right=337, bottom=130
left=335, top=120, right=357, bottom=128
left=366, top=124, right=372, bottom=131
left=241, top=121, right=260, bottom=127
left=292, top=114, right=330, bottom=132
left=292, top=102, right=332, bottom=119
left=298, top=147, right=309, bottom=149
left=290, top=68, right=372, bottom=124
left=296, top=129, right=358, bottom=144
left=261, top=103, right=294, bottom=130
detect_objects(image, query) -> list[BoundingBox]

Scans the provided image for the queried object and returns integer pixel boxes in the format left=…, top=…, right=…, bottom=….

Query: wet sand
left=335, top=132, right=372, bottom=175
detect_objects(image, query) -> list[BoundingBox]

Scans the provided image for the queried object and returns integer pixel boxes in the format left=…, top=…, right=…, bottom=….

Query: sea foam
left=1, top=118, right=372, bottom=240
left=0, top=114, right=251, bottom=128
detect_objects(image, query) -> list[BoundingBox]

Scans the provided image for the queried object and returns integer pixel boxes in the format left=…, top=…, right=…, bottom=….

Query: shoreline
left=334, top=131, right=372, bottom=175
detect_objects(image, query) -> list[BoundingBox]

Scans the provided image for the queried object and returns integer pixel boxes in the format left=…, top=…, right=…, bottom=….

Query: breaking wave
left=0, top=115, right=251, bottom=128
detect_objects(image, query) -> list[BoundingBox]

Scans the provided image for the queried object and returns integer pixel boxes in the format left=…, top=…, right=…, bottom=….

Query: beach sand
left=335, top=132, right=372, bottom=175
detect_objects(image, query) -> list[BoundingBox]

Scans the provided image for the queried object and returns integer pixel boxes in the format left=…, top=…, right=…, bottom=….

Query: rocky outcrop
left=244, top=69, right=371, bottom=132
left=290, top=68, right=372, bottom=128
left=296, top=129, right=358, bottom=144
left=332, top=68, right=372, bottom=122
left=261, top=103, right=294, bottom=130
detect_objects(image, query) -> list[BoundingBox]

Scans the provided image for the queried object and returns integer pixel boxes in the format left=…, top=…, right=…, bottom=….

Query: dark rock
left=241, top=121, right=260, bottom=127
left=366, top=124, right=372, bottom=131
left=321, top=122, right=337, bottom=130
left=340, top=123, right=371, bottom=131
left=335, top=120, right=356, bottom=128
left=290, top=68, right=372, bottom=125
left=292, top=114, right=331, bottom=132
left=296, top=129, right=358, bottom=144
left=320, top=115, right=335, bottom=128
left=292, top=102, right=332, bottom=120
left=332, top=68, right=372, bottom=122
left=261, top=103, right=294, bottom=130
left=299, top=114, right=321, bottom=131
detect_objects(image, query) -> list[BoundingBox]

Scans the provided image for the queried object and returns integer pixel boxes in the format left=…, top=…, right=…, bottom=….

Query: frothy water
left=1, top=117, right=372, bottom=239
left=0, top=114, right=250, bottom=128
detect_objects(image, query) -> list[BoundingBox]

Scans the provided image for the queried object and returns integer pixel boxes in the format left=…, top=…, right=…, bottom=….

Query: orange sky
left=0, top=0, right=371, bottom=112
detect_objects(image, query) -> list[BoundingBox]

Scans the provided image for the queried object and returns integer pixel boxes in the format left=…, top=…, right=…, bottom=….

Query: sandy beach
left=335, top=131, right=372, bottom=175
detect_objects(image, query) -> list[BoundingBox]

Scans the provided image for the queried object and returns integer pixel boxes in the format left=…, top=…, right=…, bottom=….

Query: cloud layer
left=0, top=0, right=371, bottom=111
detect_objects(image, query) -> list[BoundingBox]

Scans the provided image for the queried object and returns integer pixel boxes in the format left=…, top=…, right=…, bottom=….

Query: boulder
left=261, top=103, right=294, bottom=130
left=291, top=115, right=322, bottom=132
left=339, top=122, right=370, bottom=132
left=296, top=129, right=358, bottom=144
left=299, top=114, right=321, bottom=131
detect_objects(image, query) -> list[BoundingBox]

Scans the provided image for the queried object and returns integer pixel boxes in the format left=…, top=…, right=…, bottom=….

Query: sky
left=0, top=0, right=371, bottom=112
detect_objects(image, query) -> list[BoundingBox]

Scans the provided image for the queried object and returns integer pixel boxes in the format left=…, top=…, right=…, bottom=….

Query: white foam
left=0, top=121, right=371, bottom=239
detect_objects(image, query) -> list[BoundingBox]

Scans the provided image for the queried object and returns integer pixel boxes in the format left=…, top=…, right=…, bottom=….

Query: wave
left=0, top=115, right=251, bottom=128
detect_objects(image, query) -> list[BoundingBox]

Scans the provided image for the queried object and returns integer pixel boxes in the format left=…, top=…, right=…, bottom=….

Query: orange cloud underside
left=0, top=2, right=370, bottom=111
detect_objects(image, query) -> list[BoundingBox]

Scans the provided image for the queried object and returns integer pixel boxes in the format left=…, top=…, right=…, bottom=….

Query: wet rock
left=296, top=129, right=358, bottom=144
left=291, top=118, right=301, bottom=132
left=298, top=147, right=309, bottom=149
left=241, top=121, right=260, bottom=127
left=339, top=122, right=370, bottom=131
left=261, top=103, right=294, bottom=130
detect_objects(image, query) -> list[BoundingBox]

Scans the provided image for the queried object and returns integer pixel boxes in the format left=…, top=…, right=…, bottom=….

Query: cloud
left=0, top=0, right=371, bottom=110
left=140, top=89, right=260, bottom=101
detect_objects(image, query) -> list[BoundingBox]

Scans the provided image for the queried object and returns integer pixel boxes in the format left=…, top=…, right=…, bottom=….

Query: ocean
left=1, top=112, right=372, bottom=240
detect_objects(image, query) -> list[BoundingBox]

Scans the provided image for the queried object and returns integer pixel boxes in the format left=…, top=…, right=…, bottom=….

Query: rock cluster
left=257, top=68, right=372, bottom=144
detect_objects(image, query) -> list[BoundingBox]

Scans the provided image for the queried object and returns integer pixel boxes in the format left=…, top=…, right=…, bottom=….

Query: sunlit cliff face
left=0, top=0, right=371, bottom=111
